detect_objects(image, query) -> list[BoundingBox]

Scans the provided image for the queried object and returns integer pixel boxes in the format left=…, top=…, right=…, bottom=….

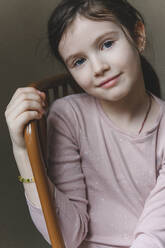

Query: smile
left=98, top=73, right=122, bottom=89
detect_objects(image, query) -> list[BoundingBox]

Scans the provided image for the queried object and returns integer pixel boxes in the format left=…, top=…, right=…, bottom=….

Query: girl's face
left=59, top=15, right=144, bottom=102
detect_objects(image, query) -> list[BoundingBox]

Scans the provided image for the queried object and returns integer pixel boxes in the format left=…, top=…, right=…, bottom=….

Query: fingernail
left=42, top=101, right=46, bottom=107
left=37, top=90, right=42, bottom=94
left=41, top=108, right=46, bottom=114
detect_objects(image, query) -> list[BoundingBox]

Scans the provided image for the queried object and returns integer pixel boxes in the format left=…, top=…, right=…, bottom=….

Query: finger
left=7, top=99, right=45, bottom=124
left=15, top=110, right=43, bottom=130
left=37, top=91, right=46, bottom=101
left=6, top=92, right=45, bottom=116
left=7, top=87, right=45, bottom=108
left=9, top=110, right=43, bottom=137
left=6, top=92, right=46, bottom=114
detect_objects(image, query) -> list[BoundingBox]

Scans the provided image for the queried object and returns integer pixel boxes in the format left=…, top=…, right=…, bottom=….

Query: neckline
left=94, top=91, right=163, bottom=141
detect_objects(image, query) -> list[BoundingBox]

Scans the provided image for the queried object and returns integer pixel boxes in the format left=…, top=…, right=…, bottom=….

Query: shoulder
left=49, top=93, right=96, bottom=116
left=152, top=95, right=165, bottom=163
left=152, top=94, right=165, bottom=108
left=152, top=93, right=165, bottom=139
left=47, top=93, right=100, bottom=134
left=47, top=93, right=98, bottom=140
left=152, top=94, right=165, bottom=121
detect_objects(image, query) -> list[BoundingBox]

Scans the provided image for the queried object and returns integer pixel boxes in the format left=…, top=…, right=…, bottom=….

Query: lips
left=98, top=73, right=121, bottom=87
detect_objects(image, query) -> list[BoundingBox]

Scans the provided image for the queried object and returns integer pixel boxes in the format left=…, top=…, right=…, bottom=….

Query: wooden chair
left=24, top=73, right=85, bottom=248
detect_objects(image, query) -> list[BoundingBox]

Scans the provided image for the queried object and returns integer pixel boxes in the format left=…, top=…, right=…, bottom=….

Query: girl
left=5, top=0, right=165, bottom=248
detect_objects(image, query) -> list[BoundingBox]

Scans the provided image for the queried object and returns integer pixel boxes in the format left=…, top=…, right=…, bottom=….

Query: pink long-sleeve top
left=26, top=91, right=165, bottom=248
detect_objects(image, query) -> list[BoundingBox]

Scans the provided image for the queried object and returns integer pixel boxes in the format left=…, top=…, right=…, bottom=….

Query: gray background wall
left=1, top=0, right=165, bottom=247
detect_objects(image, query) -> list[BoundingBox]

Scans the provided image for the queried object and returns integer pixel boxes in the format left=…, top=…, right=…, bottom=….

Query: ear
left=134, top=21, right=146, bottom=53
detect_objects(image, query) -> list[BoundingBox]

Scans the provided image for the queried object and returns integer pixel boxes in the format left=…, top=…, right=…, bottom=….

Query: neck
left=99, top=83, right=150, bottom=130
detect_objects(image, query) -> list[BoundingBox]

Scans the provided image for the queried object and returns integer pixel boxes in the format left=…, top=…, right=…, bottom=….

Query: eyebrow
left=65, top=31, right=118, bottom=65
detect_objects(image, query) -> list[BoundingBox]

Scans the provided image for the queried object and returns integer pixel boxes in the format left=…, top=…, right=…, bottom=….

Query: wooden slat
left=53, top=86, right=59, bottom=99
left=62, top=84, right=68, bottom=96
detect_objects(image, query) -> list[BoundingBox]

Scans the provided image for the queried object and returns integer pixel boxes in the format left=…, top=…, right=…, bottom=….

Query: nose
left=91, top=56, right=110, bottom=77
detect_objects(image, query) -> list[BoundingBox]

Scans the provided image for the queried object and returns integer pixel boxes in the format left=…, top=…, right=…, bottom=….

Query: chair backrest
left=24, top=73, right=84, bottom=248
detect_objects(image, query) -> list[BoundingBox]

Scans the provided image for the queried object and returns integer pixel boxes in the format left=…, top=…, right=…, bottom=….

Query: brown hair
left=48, top=0, right=161, bottom=97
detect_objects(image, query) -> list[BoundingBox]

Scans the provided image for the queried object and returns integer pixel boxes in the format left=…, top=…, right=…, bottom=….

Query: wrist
left=12, top=145, right=27, bottom=156
left=12, top=146, right=34, bottom=178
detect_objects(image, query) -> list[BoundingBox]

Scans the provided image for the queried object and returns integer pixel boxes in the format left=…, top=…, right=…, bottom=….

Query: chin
left=104, top=89, right=129, bottom=102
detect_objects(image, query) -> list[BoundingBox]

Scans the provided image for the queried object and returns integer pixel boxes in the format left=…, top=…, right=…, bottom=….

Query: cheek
left=69, top=68, right=92, bottom=89
left=120, top=45, right=140, bottom=71
left=110, top=40, right=140, bottom=72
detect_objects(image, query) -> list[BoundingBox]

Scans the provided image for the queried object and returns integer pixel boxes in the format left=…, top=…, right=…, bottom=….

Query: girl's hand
left=5, top=87, right=46, bottom=150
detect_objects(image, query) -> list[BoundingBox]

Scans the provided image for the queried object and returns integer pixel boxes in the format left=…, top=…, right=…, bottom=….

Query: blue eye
left=74, top=58, right=86, bottom=67
left=102, top=40, right=114, bottom=49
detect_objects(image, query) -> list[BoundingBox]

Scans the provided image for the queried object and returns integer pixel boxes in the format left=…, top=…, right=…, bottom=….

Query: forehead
left=58, top=15, right=124, bottom=58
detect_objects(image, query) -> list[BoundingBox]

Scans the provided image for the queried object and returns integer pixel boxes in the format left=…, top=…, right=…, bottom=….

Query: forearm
left=27, top=186, right=89, bottom=247
left=13, top=146, right=52, bottom=209
left=130, top=163, right=165, bottom=248
left=5, top=87, right=48, bottom=208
